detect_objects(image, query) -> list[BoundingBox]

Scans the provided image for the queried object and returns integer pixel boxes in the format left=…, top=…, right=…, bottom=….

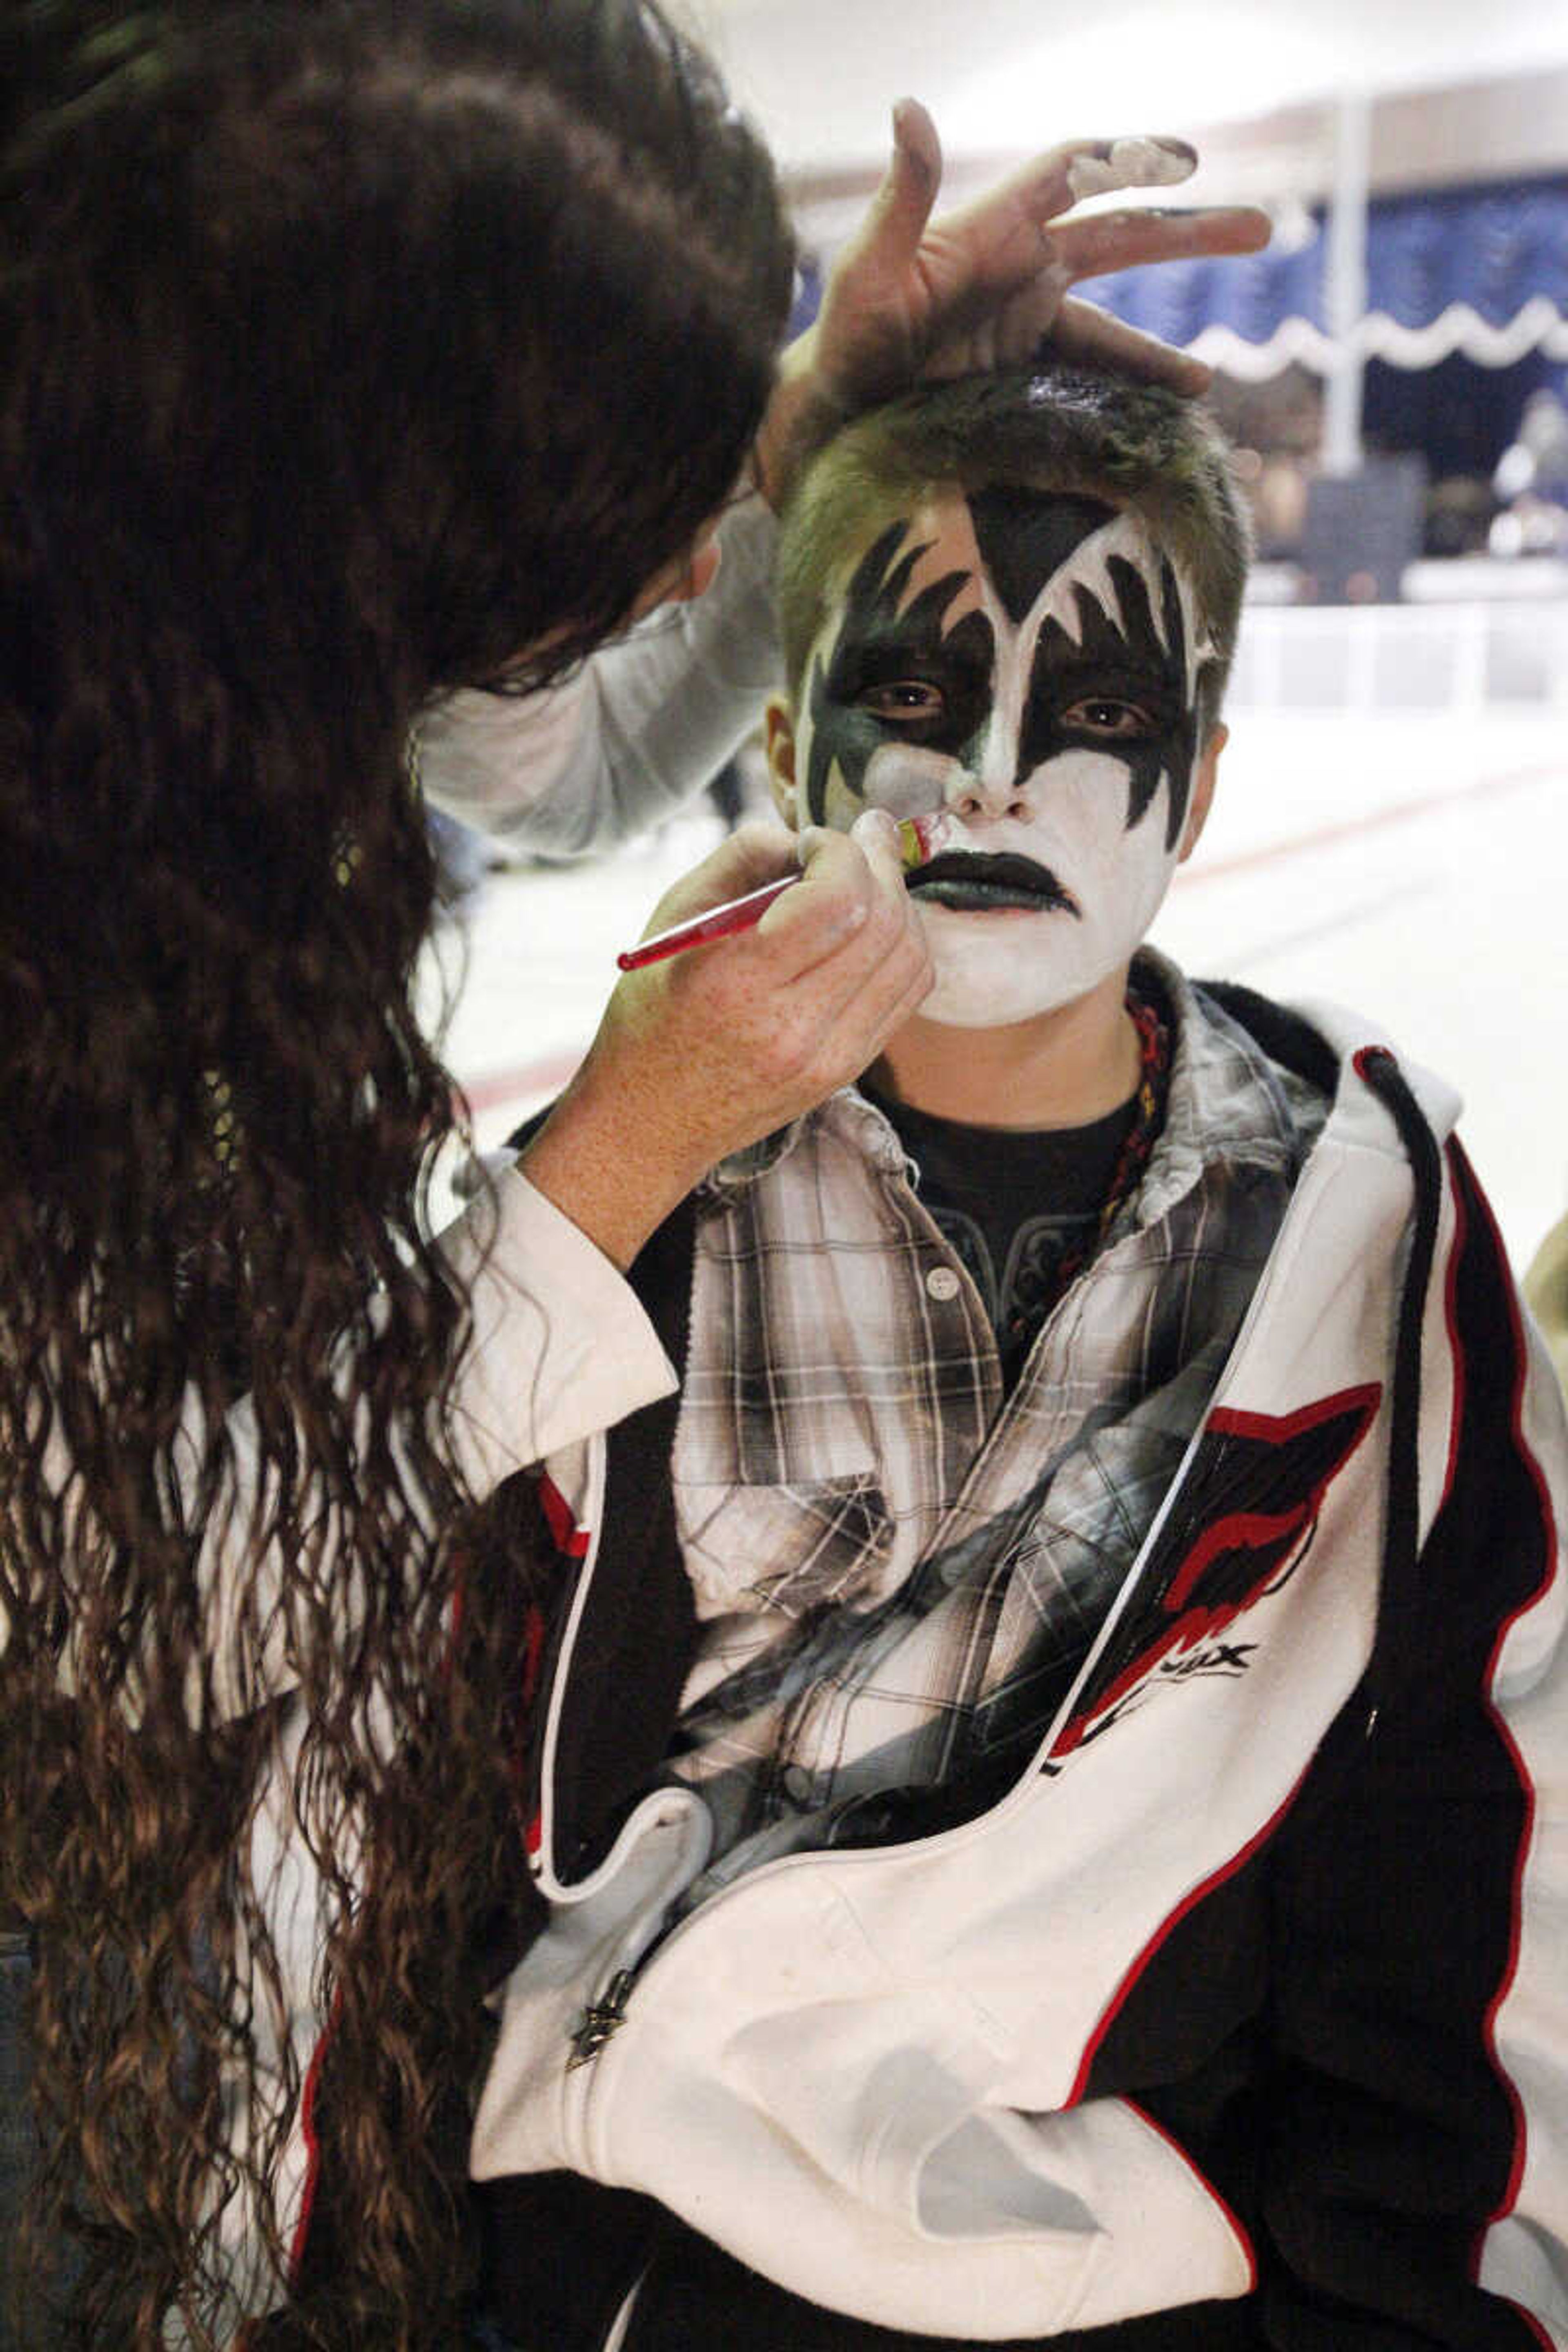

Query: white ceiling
left=690, top=0, right=1568, bottom=220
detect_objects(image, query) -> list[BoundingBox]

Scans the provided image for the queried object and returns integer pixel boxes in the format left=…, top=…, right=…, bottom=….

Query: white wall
left=697, top=0, right=1568, bottom=179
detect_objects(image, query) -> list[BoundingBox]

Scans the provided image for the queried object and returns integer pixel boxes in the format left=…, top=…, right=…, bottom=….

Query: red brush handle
left=613, top=814, right=938, bottom=972
left=615, top=874, right=798, bottom=970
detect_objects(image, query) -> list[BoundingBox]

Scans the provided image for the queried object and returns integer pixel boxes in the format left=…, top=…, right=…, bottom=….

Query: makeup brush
left=615, top=815, right=938, bottom=971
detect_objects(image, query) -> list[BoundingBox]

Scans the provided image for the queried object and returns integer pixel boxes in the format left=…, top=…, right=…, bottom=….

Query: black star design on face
left=801, top=492, right=1200, bottom=849
left=969, top=488, right=1198, bottom=854
left=803, top=519, right=992, bottom=825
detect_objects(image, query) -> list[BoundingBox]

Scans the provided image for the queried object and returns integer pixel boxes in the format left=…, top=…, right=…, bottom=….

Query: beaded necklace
left=1021, top=982, right=1172, bottom=1327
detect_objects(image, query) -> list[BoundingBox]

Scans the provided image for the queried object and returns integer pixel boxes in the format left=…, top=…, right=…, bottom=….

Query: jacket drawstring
left=1354, top=1044, right=1443, bottom=1717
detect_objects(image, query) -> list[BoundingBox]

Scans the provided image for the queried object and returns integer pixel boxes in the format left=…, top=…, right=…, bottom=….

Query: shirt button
left=925, top=1265, right=961, bottom=1302
left=782, top=1766, right=814, bottom=1803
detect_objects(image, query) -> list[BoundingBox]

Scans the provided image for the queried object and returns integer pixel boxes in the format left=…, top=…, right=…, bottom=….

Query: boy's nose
left=947, top=758, right=1033, bottom=823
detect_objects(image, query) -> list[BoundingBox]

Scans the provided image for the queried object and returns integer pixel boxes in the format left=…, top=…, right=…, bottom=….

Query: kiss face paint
left=791, top=488, right=1208, bottom=1029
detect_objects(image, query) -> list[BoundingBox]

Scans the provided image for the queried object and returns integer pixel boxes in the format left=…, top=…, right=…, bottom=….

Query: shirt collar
left=703, top=948, right=1325, bottom=1217
left=1125, top=947, right=1326, bottom=1234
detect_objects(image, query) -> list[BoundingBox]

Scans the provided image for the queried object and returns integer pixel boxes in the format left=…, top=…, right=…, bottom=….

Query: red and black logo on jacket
left=1049, top=1384, right=1381, bottom=1759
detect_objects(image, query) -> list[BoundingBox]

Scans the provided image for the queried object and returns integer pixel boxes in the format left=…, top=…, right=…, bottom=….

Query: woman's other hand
left=754, top=107, right=1270, bottom=505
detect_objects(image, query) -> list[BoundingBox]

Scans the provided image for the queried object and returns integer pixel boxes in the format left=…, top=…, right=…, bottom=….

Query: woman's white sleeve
left=413, top=490, right=780, bottom=856
left=438, top=1163, right=677, bottom=1480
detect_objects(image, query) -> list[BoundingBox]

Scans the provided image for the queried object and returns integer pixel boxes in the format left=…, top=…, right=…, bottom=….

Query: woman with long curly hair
left=0, top=5, right=829, bottom=2341
left=0, top=3, right=1267, bottom=2343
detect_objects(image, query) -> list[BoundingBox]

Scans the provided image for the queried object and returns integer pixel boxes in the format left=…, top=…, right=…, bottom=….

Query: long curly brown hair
left=0, top=4, right=793, bottom=2343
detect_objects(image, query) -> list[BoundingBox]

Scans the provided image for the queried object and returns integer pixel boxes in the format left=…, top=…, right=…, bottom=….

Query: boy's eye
left=1060, top=695, right=1160, bottom=739
left=858, top=680, right=946, bottom=721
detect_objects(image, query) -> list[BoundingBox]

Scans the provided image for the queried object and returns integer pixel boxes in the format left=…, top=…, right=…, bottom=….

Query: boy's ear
left=1179, top=723, right=1226, bottom=863
left=764, top=694, right=802, bottom=830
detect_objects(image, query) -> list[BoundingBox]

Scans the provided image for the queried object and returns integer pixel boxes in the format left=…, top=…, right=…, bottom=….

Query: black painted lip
left=908, top=851, right=1080, bottom=916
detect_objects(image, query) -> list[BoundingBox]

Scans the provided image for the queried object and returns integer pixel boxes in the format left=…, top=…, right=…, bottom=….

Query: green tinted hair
left=776, top=363, right=1252, bottom=729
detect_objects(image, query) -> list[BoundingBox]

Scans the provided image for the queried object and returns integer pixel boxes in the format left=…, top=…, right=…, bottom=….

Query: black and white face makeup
left=774, top=487, right=1213, bottom=1028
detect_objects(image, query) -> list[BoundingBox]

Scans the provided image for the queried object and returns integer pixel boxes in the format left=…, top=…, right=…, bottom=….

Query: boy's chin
left=917, top=964, right=1090, bottom=1031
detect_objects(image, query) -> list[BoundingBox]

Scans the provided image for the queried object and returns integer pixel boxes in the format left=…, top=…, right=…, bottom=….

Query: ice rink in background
left=420, top=707, right=1568, bottom=1274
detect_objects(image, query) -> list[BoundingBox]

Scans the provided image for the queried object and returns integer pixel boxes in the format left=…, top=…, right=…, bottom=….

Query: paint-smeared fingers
left=1051, top=204, right=1271, bottom=281
left=918, top=138, right=1204, bottom=327
left=970, top=136, right=1199, bottom=243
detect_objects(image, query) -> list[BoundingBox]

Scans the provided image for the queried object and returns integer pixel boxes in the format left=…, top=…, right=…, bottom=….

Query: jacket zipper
left=568, top=1967, right=635, bottom=2069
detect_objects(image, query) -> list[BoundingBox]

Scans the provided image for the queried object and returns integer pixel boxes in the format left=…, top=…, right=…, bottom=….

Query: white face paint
left=912, top=748, right=1188, bottom=1027
left=1064, top=136, right=1194, bottom=204
left=786, top=487, right=1210, bottom=1029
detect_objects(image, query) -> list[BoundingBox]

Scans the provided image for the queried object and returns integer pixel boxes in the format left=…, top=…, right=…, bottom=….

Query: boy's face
left=767, top=485, right=1221, bottom=1029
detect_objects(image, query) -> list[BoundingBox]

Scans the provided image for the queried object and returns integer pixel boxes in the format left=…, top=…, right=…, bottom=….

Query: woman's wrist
left=516, top=1058, right=711, bottom=1274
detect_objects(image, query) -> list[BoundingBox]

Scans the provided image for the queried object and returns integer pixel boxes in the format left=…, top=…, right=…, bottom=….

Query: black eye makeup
left=1017, top=555, right=1197, bottom=847
left=857, top=679, right=949, bottom=721
left=804, top=519, right=997, bottom=819
left=1047, top=658, right=1182, bottom=739
left=1059, top=695, right=1163, bottom=739
left=802, top=492, right=1203, bottom=847
left=846, top=636, right=995, bottom=733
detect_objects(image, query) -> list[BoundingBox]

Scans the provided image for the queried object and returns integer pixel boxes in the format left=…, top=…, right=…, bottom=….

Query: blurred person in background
left=0, top=1, right=1268, bottom=2343
left=1490, top=386, right=1568, bottom=558
left=1493, top=387, right=1568, bottom=510
left=1526, top=1219, right=1568, bottom=1394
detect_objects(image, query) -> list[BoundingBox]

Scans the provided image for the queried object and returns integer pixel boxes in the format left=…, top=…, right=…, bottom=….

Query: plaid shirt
left=666, top=954, right=1328, bottom=1900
